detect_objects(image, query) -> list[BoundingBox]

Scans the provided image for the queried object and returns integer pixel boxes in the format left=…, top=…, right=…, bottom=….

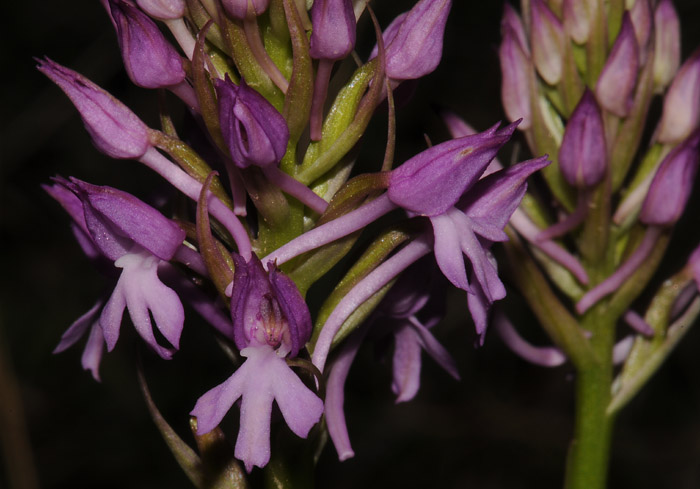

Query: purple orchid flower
left=50, top=177, right=187, bottom=360
left=108, top=0, right=186, bottom=89
left=221, top=0, right=270, bottom=20
left=190, top=254, right=323, bottom=472
left=325, top=259, right=458, bottom=460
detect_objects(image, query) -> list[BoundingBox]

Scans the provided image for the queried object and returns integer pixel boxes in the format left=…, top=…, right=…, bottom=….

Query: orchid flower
left=191, top=254, right=324, bottom=471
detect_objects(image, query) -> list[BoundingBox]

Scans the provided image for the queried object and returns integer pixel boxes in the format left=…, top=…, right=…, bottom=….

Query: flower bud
left=653, top=0, right=681, bottom=91
left=309, top=0, right=356, bottom=60
left=109, top=0, right=185, bottom=88
left=501, top=4, right=529, bottom=54
left=37, top=58, right=150, bottom=159
left=530, top=0, right=565, bottom=85
left=499, top=24, right=532, bottom=129
left=221, top=0, right=270, bottom=20
left=656, top=48, right=700, bottom=144
left=135, top=0, right=185, bottom=20
left=640, top=129, right=700, bottom=226
left=559, top=90, right=606, bottom=187
left=215, top=76, right=290, bottom=169
left=630, top=0, right=652, bottom=61
left=374, top=0, right=452, bottom=81
left=388, top=122, right=516, bottom=217
left=595, top=13, right=639, bottom=117
left=563, top=0, right=595, bottom=44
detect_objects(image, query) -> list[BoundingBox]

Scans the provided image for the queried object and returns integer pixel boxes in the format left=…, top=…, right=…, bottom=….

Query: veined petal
left=269, top=354, right=324, bottom=438
left=81, top=322, right=106, bottom=381
left=191, top=362, right=249, bottom=434
left=407, top=316, right=459, bottom=380
left=391, top=324, right=422, bottom=403
left=54, top=300, right=103, bottom=354
left=100, top=281, right=127, bottom=352
left=430, top=212, right=470, bottom=291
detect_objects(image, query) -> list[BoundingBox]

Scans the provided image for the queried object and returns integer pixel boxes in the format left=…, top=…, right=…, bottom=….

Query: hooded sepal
left=216, top=76, right=290, bottom=169
left=387, top=122, right=517, bottom=217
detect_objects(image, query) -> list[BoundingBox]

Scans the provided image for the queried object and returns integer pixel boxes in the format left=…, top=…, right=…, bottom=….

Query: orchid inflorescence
left=40, top=0, right=700, bottom=486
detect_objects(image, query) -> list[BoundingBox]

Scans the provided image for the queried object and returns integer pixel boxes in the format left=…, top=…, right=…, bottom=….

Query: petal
left=270, top=356, right=324, bottom=438
left=191, top=364, right=249, bottom=434
left=54, top=300, right=103, bottom=353
left=407, top=316, right=459, bottom=380
left=81, top=322, right=106, bottom=381
left=391, top=324, right=423, bottom=403
left=430, top=212, right=470, bottom=291
left=100, top=279, right=127, bottom=352
left=269, top=263, right=313, bottom=356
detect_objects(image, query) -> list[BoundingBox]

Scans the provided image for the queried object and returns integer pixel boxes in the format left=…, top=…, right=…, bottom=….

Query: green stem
left=564, top=308, right=616, bottom=489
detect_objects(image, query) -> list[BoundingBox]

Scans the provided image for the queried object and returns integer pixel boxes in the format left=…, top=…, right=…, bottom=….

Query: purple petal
left=54, top=300, right=103, bottom=354
left=100, top=282, right=127, bottom=352
left=230, top=253, right=272, bottom=350
left=494, top=311, right=567, bottom=367
left=407, top=316, right=459, bottom=380
left=81, top=322, right=106, bottom=381
left=391, top=324, right=423, bottom=403
left=269, top=353, right=324, bottom=438
left=325, top=329, right=365, bottom=461
left=268, top=264, right=313, bottom=357
left=191, top=363, right=248, bottom=434
left=466, top=280, right=490, bottom=339
left=461, top=155, right=550, bottom=230
left=36, top=58, right=150, bottom=159
left=430, top=212, right=470, bottom=291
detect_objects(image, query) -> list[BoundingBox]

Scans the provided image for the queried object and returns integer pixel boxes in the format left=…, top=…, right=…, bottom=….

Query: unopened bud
left=559, top=90, right=606, bottom=187
left=499, top=24, right=532, bottom=129
left=653, top=0, right=681, bottom=91
left=309, top=0, right=356, bottom=60
left=531, top=0, right=565, bottom=85
left=595, top=13, right=639, bottom=117
left=656, top=48, right=700, bottom=144
left=37, top=58, right=150, bottom=159
left=109, top=0, right=185, bottom=88
left=640, top=129, right=700, bottom=226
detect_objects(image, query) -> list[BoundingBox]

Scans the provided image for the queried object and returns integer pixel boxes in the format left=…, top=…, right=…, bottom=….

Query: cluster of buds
left=497, top=0, right=700, bottom=415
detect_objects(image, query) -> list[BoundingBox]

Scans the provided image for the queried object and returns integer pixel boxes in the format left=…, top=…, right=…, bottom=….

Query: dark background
left=3, top=1, right=700, bottom=488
